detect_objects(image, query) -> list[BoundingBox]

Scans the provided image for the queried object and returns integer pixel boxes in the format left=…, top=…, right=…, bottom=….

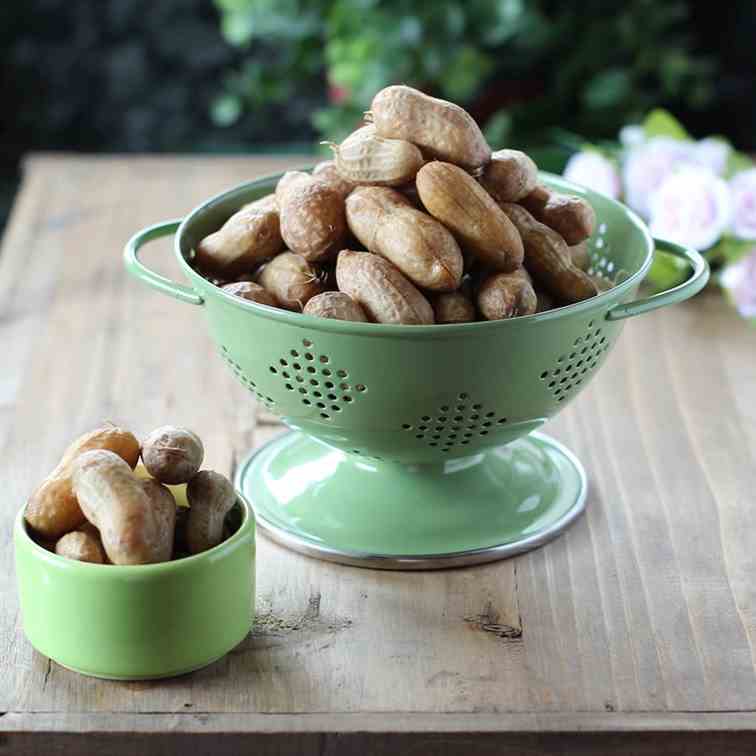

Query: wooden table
left=2, top=155, right=756, bottom=755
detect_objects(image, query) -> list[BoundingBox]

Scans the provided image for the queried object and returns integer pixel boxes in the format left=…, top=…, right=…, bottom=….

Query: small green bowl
left=14, top=496, right=255, bottom=680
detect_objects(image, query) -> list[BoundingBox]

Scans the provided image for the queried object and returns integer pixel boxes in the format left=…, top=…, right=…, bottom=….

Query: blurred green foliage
left=214, top=0, right=722, bottom=164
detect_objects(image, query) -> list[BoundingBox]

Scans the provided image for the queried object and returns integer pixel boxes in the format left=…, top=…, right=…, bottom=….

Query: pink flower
left=729, top=169, right=756, bottom=240
left=692, top=138, right=731, bottom=176
left=619, top=125, right=645, bottom=149
left=563, top=151, right=621, bottom=199
left=721, top=248, right=756, bottom=318
left=649, top=167, right=732, bottom=251
left=622, top=137, right=695, bottom=219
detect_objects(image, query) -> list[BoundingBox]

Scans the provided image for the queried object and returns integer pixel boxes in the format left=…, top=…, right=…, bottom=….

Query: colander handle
left=123, top=220, right=204, bottom=306
left=605, top=238, right=709, bottom=321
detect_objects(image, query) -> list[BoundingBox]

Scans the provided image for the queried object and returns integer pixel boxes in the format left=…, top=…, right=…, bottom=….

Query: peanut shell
left=222, top=281, right=278, bottom=307
left=330, top=124, right=424, bottom=187
left=345, top=186, right=463, bottom=292
left=72, top=450, right=164, bottom=566
left=55, top=530, right=106, bottom=564
left=195, top=204, right=282, bottom=276
left=370, top=85, right=491, bottom=172
left=336, top=250, right=434, bottom=325
left=480, top=149, right=538, bottom=203
left=521, top=185, right=595, bottom=245
left=477, top=270, right=537, bottom=320
left=303, top=291, right=368, bottom=322
left=499, top=203, right=598, bottom=304
left=312, top=160, right=356, bottom=199
left=416, top=161, right=523, bottom=272
left=432, top=291, right=476, bottom=324
left=277, top=174, right=347, bottom=261
left=25, top=424, right=140, bottom=540
left=257, top=252, right=325, bottom=311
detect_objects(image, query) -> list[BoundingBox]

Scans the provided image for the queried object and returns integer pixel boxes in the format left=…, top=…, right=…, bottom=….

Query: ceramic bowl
left=14, top=496, right=255, bottom=679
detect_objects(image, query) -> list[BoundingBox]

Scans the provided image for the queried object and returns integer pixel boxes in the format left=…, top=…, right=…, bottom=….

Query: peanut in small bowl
left=13, top=494, right=255, bottom=680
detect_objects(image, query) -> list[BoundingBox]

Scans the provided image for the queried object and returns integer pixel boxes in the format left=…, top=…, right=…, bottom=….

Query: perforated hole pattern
left=220, top=316, right=609, bottom=457
left=220, top=346, right=276, bottom=409
left=399, top=393, right=508, bottom=454
left=539, top=320, right=609, bottom=402
left=587, top=222, right=631, bottom=284
left=267, top=338, right=366, bottom=422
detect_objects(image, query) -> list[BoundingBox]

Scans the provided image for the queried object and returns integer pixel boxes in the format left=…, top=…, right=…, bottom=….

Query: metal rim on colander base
left=236, top=430, right=587, bottom=570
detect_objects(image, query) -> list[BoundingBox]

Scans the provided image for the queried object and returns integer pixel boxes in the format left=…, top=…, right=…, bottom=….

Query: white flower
left=563, top=151, right=621, bottom=199
left=622, top=137, right=695, bottom=219
left=649, top=166, right=732, bottom=251
left=692, top=138, right=731, bottom=176
left=729, top=168, right=756, bottom=240
left=619, top=125, right=645, bottom=149
left=721, top=248, right=756, bottom=318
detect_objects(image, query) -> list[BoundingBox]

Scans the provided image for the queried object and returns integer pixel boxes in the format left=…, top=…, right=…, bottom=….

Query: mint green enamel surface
left=123, top=171, right=709, bottom=565
left=14, top=499, right=255, bottom=680
left=238, top=431, right=584, bottom=556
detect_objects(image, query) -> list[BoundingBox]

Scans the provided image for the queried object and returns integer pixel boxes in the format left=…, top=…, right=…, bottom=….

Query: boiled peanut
left=241, top=193, right=278, bottom=212
left=499, top=203, right=598, bottom=303
left=329, top=124, right=424, bottom=187
left=477, top=270, right=537, bottom=320
left=336, top=250, right=434, bottom=325
left=303, top=291, right=368, bottom=322
left=345, top=186, right=463, bottom=291
left=222, top=281, right=278, bottom=307
left=186, top=470, right=237, bottom=555
left=257, top=252, right=325, bottom=311
left=520, top=184, right=549, bottom=214
left=521, top=185, right=595, bottom=245
left=432, top=291, right=476, bottom=324
left=480, top=149, right=538, bottom=203
left=275, top=171, right=311, bottom=202
left=140, top=478, right=176, bottom=562
left=142, top=426, right=204, bottom=485
left=72, top=450, right=164, bottom=565
left=569, top=241, right=590, bottom=272
left=369, top=85, right=490, bottom=172
left=55, top=529, right=105, bottom=564
left=25, top=424, right=140, bottom=540
left=277, top=173, right=347, bottom=261
left=195, top=204, right=283, bottom=276
left=416, top=161, right=523, bottom=272
left=312, top=160, right=356, bottom=199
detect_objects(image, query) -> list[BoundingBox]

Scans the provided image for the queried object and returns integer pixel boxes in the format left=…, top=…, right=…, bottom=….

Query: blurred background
left=2, top=0, right=754, bottom=233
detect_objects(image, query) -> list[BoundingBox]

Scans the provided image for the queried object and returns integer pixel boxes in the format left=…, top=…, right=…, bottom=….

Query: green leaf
left=646, top=248, right=689, bottom=292
left=726, top=150, right=754, bottom=179
left=440, top=46, right=493, bottom=102
left=210, top=94, right=242, bottom=127
left=483, top=110, right=512, bottom=150
left=710, top=236, right=756, bottom=265
left=642, top=109, right=690, bottom=140
left=582, top=68, right=632, bottom=110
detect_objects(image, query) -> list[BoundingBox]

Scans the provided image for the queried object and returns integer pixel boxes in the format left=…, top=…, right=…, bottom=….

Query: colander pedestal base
left=236, top=430, right=587, bottom=570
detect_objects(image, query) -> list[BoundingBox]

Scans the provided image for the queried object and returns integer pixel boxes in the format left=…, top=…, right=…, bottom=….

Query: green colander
left=124, top=171, right=708, bottom=569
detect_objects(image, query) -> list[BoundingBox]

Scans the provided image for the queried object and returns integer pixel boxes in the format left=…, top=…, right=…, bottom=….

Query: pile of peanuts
left=194, top=85, right=611, bottom=324
left=24, top=423, right=238, bottom=565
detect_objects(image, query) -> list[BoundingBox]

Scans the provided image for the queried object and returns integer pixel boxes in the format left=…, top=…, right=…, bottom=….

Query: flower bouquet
left=563, top=110, right=756, bottom=320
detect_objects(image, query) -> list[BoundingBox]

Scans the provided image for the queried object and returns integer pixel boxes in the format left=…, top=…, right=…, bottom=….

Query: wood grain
left=1, top=156, right=755, bottom=753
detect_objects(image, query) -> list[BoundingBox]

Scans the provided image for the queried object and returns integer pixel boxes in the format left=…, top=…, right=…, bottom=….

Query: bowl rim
left=175, top=170, right=654, bottom=337
left=14, top=492, right=255, bottom=576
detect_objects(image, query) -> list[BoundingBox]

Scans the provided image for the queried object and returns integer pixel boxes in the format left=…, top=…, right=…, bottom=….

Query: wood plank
left=4, top=712, right=756, bottom=756
left=2, top=156, right=756, bottom=743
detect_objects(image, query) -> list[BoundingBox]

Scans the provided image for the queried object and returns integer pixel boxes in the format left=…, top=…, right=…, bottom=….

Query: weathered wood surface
left=1, top=155, right=755, bottom=754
